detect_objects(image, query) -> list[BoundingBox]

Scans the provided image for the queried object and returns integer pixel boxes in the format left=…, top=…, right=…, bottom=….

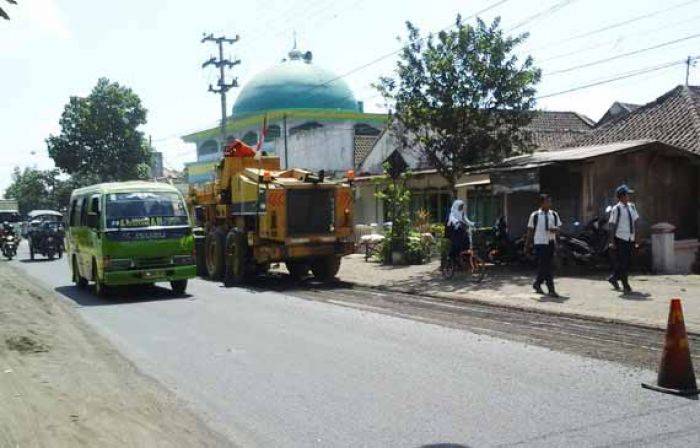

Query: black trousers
left=611, top=237, right=633, bottom=287
left=534, top=242, right=555, bottom=290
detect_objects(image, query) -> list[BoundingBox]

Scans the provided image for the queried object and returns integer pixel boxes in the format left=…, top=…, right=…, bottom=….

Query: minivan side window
left=90, top=196, right=100, bottom=214
left=69, top=199, right=78, bottom=227
left=79, top=198, right=88, bottom=226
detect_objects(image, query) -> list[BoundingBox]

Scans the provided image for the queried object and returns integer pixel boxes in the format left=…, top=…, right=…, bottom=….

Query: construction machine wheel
left=310, top=256, right=342, bottom=282
left=255, top=263, right=270, bottom=276
left=205, top=228, right=226, bottom=280
left=224, top=229, right=247, bottom=287
left=194, top=232, right=207, bottom=277
left=286, top=261, right=310, bottom=281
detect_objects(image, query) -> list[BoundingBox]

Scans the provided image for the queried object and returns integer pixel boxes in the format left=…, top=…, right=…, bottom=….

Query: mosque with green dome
left=182, top=45, right=387, bottom=184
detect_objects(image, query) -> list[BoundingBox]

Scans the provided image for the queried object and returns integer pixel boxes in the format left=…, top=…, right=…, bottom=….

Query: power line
left=539, top=13, right=700, bottom=63
left=536, top=57, right=696, bottom=99
left=545, top=31, right=700, bottom=76
left=244, top=0, right=336, bottom=47
left=509, top=0, right=578, bottom=31
left=271, top=0, right=367, bottom=41
left=533, top=0, right=700, bottom=51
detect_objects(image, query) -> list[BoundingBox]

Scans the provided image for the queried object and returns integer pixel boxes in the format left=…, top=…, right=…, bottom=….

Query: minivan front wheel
left=92, top=262, right=109, bottom=298
left=171, top=279, right=188, bottom=295
left=72, top=257, right=88, bottom=288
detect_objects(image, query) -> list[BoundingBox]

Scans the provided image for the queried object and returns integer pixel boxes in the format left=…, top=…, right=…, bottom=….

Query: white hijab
left=447, top=199, right=473, bottom=228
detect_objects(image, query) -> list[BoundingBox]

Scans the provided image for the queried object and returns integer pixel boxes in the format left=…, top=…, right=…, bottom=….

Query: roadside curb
left=346, top=280, right=700, bottom=337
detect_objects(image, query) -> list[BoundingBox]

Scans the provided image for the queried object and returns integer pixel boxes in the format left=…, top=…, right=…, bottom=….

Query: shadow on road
left=620, top=291, right=652, bottom=301
left=55, top=284, right=192, bottom=307
left=536, top=293, right=571, bottom=303
left=19, top=258, right=62, bottom=264
left=419, top=444, right=471, bottom=448
left=245, top=273, right=354, bottom=294
left=197, top=271, right=355, bottom=294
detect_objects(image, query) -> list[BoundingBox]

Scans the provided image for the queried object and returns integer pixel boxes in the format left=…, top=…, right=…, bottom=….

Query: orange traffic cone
left=642, top=298, right=699, bottom=396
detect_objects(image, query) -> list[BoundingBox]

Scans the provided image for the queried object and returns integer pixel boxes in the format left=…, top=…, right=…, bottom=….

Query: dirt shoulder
left=0, top=262, right=232, bottom=448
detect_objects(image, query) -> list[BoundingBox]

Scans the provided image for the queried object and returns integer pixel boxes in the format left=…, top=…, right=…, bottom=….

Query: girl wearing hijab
left=445, top=199, right=475, bottom=261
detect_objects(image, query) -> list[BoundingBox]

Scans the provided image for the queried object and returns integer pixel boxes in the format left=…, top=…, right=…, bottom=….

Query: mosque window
left=266, top=125, right=281, bottom=140
left=242, top=131, right=258, bottom=146
left=354, top=123, right=381, bottom=136
left=198, top=140, right=219, bottom=158
left=289, top=121, right=323, bottom=136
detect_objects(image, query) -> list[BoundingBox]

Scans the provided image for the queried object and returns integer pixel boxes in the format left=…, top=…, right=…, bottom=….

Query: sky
left=1, top=0, right=699, bottom=192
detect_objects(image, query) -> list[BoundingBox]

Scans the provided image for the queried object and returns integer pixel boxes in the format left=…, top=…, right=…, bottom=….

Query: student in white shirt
left=608, top=184, right=640, bottom=293
left=526, top=194, right=562, bottom=297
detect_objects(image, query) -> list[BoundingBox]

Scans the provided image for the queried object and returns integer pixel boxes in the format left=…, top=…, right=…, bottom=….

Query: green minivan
left=66, top=181, right=196, bottom=296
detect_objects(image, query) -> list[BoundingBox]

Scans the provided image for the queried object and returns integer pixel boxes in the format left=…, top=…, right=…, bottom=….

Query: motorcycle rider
left=608, top=184, right=640, bottom=293
left=526, top=194, right=562, bottom=298
left=0, top=221, right=15, bottom=238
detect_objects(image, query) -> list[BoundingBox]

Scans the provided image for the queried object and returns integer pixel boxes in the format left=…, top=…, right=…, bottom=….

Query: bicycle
left=441, top=249, right=485, bottom=282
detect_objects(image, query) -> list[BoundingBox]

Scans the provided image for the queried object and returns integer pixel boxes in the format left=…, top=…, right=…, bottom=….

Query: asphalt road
left=9, top=243, right=700, bottom=447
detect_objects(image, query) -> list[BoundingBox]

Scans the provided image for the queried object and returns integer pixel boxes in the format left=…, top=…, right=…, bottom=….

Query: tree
left=0, top=0, right=17, bottom=20
left=47, top=78, right=152, bottom=183
left=376, top=16, right=541, bottom=194
left=5, top=167, right=59, bottom=215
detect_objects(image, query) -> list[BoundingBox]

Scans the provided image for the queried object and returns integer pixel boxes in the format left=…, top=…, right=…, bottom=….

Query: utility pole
left=202, top=33, right=241, bottom=144
left=283, top=114, right=289, bottom=168
left=685, top=56, right=698, bottom=86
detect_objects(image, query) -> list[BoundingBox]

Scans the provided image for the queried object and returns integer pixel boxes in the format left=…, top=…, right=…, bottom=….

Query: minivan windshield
left=105, top=192, right=188, bottom=229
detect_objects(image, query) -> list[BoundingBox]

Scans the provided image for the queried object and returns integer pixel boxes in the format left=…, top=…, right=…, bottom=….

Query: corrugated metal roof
left=498, top=139, right=656, bottom=168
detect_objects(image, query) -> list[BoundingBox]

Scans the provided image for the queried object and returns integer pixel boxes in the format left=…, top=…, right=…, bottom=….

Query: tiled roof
left=572, top=85, right=700, bottom=153
left=596, top=101, right=642, bottom=126
left=356, top=110, right=595, bottom=171
left=524, top=111, right=594, bottom=151
left=354, top=133, right=382, bottom=168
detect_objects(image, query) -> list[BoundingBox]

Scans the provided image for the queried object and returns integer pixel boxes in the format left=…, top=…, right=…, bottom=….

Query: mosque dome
left=232, top=48, right=359, bottom=116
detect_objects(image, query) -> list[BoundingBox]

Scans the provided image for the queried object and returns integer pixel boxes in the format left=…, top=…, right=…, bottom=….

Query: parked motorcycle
left=486, top=216, right=533, bottom=266
left=29, top=221, right=65, bottom=260
left=557, top=213, right=611, bottom=267
left=2, top=233, right=18, bottom=260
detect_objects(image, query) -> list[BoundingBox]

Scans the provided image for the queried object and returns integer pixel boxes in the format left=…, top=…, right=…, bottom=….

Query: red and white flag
left=254, top=114, right=268, bottom=160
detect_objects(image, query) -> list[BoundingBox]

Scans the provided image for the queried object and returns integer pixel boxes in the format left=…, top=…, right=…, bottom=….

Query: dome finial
left=288, top=31, right=303, bottom=60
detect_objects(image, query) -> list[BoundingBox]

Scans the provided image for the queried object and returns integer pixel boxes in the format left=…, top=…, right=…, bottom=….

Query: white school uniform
left=527, top=209, right=562, bottom=245
left=608, top=202, right=639, bottom=242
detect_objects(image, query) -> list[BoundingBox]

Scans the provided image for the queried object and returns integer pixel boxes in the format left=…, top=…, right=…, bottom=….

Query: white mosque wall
left=285, top=122, right=354, bottom=172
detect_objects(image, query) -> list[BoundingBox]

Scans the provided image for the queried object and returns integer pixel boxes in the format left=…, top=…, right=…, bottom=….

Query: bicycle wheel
left=472, top=256, right=486, bottom=282
left=441, top=258, right=456, bottom=280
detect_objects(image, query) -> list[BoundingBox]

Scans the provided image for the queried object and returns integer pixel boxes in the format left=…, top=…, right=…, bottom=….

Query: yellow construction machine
left=188, top=141, right=355, bottom=285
